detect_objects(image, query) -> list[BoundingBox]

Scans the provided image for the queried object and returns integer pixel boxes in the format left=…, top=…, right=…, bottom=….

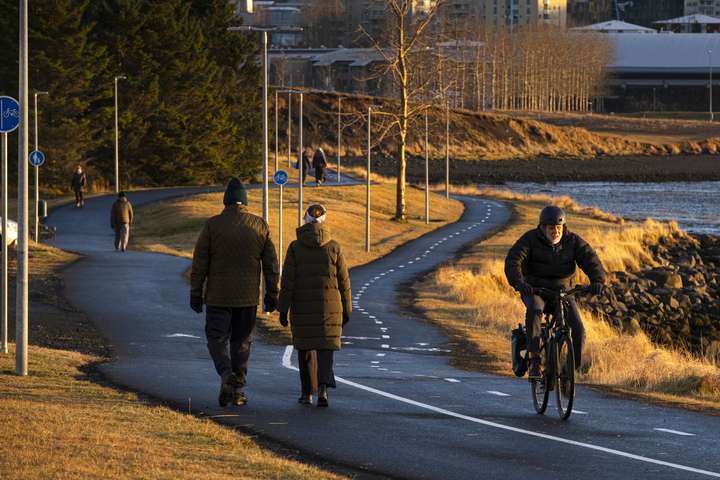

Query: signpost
left=0, top=95, right=20, bottom=355
left=29, top=150, right=45, bottom=167
left=273, top=170, right=288, bottom=275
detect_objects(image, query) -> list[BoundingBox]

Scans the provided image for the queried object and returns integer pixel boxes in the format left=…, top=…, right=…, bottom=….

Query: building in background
left=656, top=13, right=720, bottom=32
left=571, top=19, right=657, bottom=33
left=479, top=0, right=568, bottom=29
left=567, top=0, right=614, bottom=26
left=619, top=0, right=684, bottom=27
left=685, top=0, right=720, bottom=16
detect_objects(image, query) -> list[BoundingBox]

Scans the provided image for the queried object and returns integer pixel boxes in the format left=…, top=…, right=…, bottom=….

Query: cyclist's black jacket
left=504, top=227, right=606, bottom=292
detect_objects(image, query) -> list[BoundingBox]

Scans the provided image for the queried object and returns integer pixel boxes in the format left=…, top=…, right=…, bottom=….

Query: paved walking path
left=48, top=185, right=720, bottom=480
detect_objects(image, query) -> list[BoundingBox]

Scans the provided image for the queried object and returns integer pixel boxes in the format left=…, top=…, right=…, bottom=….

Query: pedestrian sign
left=0, top=96, right=20, bottom=133
left=273, top=170, right=289, bottom=185
left=29, top=150, right=45, bottom=167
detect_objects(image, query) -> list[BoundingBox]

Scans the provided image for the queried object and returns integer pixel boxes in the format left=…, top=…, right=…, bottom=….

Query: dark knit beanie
left=223, top=177, right=248, bottom=206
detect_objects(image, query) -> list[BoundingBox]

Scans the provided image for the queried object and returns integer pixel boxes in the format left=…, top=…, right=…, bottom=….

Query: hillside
left=276, top=91, right=720, bottom=163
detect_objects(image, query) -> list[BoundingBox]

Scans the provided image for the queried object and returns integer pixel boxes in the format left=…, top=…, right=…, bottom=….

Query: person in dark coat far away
left=71, top=165, right=87, bottom=208
left=110, top=192, right=133, bottom=252
left=279, top=204, right=351, bottom=407
left=312, top=147, right=327, bottom=185
left=190, top=177, right=280, bottom=407
left=504, top=205, right=606, bottom=379
left=301, top=150, right=312, bottom=185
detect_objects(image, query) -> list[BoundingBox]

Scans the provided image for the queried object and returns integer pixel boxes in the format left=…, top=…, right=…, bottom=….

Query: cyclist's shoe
left=528, top=358, right=542, bottom=379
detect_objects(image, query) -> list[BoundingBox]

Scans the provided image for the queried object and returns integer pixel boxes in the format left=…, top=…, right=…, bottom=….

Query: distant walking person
left=279, top=204, right=351, bottom=407
left=301, top=150, right=312, bottom=185
left=71, top=165, right=87, bottom=208
left=110, top=192, right=133, bottom=252
left=190, top=177, right=279, bottom=407
left=312, top=147, right=327, bottom=186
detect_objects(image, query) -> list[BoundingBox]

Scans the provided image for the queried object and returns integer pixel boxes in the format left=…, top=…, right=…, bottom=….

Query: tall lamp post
left=228, top=26, right=303, bottom=224
left=709, top=49, right=714, bottom=122
left=278, top=89, right=304, bottom=226
left=114, top=75, right=126, bottom=193
left=33, top=91, right=48, bottom=243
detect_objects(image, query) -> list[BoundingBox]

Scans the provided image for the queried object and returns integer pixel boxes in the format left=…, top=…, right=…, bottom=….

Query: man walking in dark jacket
left=190, top=177, right=280, bottom=407
left=110, top=192, right=133, bottom=251
left=312, top=147, right=327, bottom=186
left=71, top=165, right=87, bottom=208
left=504, top=206, right=606, bottom=378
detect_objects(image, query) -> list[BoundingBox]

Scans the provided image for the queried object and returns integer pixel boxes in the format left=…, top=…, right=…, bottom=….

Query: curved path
left=48, top=186, right=720, bottom=479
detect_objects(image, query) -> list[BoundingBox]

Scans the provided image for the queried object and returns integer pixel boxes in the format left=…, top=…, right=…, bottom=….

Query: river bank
left=341, top=153, right=720, bottom=184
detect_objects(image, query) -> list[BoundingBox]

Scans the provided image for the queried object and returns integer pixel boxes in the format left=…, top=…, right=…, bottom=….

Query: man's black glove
left=264, top=293, right=278, bottom=313
left=279, top=311, right=289, bottom=327
left=517, top=283, right=534, bottom=297
left=342, top=312, right=350, bottom=326
left=190, top=295, right=203, bottom=313
left=589, top=283, right=605, bottom=296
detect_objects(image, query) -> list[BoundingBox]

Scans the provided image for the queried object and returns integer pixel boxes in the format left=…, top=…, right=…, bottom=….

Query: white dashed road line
left=486, top=390, right=511, bottom=397
left=281, top=346, right=719, bottom=479
left=654, top=428, right=696, bottom=437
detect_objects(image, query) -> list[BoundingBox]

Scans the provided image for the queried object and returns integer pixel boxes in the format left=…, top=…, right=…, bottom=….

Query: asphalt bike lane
left=48, top=188, right=720, bottom=479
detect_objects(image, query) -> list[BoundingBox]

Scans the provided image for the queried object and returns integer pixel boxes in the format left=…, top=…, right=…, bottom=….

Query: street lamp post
left=445, top=99, right=450, bottom=199
left=228, top=26, right=302, bottom=223
left=275, top=90, right=279, bottom=172
left=337, top=95, right=342, bottom=183
left=114, top=75, right=126, bottom=194
left=278, top=89, right=304, bottom=226
left=33, top=91, right=48, bottom=243
left=366, top=106, right=371, bottom=252
left=424, top=109, right=429, bottom=225
left=17, top=0, right=30, bottom=375
left=709, top=49, right=714, bottom=122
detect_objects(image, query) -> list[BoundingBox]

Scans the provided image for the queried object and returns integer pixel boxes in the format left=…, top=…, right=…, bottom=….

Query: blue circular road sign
left=273, top=170, right=289, bottom=185
left=29, top=150, right=45, bottom=167
left=0, top=96, right=20, bottom=133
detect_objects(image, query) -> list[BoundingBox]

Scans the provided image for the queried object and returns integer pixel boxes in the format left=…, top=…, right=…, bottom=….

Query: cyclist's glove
left=517, top=283, right=534, bottom=297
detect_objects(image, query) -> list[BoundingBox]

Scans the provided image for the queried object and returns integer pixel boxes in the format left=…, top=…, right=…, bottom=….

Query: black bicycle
left=529, top=285, right=589, bottom=420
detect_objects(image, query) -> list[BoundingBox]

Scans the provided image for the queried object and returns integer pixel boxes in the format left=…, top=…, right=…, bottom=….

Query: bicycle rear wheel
left=555, top=334, right=575, bottom=420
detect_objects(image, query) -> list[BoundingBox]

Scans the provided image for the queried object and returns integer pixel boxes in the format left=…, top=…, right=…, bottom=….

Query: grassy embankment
left=133, top=180, right=463, bottom=340
left=413, top=186, right=720, bottom=412
left=0, top=244, right=346, bottom=478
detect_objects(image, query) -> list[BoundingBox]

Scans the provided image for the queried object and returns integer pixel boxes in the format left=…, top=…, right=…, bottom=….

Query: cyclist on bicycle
left=504, top=206, right=606, bottom=379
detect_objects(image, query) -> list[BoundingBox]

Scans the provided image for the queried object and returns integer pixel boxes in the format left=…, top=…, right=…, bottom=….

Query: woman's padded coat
left=280, top=222, right=351, bottom=351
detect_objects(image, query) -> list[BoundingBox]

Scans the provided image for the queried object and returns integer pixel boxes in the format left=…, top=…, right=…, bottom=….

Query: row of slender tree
left=417, top=24, right=611, bottom=114
left=0, top=0, right=261, bottom=190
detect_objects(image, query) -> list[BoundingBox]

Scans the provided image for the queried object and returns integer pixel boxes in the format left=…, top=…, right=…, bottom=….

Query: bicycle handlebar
left=532, top=285, right=592, bottom=299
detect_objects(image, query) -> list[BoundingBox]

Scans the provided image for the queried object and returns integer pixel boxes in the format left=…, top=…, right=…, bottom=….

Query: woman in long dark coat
left=279, top=204, right=351, bottom=407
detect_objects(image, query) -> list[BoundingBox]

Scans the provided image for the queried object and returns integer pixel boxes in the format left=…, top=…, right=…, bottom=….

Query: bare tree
left=361, top=0, right=447, bottom=222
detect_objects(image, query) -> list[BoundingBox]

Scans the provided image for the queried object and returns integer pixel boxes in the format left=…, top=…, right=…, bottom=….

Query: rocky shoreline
left=583, top=233, right=720, bottom=359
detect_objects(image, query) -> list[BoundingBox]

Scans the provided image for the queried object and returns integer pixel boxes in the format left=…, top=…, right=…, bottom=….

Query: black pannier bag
left=511, top=324, right=528, bottom=377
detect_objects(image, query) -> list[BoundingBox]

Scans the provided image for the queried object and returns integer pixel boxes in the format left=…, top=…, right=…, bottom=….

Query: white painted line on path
left=165, top=333, right=202, bottom=339
left=444, top=378, right=461, bottom=383
left=572, top=409, right=588, bottom=415
left=281, top=345, right=720, bottom=479
left=486, top=390, right=511, bottom=397
left=654, top=428, right=696, bottom=437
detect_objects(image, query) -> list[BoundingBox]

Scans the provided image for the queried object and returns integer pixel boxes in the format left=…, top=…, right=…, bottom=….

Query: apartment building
left=480, top=0, right=568, bottom=29
left=685, top=0, right=720, bottom=16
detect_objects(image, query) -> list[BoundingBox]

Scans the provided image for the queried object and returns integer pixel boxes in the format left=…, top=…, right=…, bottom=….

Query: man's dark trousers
left=205, top=306, right=257, bottom=386
left=523, top=294, right=584, bottom=367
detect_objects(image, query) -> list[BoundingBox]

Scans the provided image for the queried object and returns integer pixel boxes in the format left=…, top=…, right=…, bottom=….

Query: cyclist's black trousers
left=523, top=294, right=585, bottom=367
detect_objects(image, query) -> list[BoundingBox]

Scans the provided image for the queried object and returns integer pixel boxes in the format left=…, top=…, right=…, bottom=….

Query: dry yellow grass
left=133, top=182, right=464, bottom=269
left=0, top=345, right=345, bottom=479
left=414, top=195, right=720, bottom=410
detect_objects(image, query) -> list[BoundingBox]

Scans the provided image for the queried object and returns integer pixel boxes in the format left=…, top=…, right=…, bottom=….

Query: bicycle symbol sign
left=29, top=150, right=45, bottom=167
left=0, top=96, right=20, bottom=133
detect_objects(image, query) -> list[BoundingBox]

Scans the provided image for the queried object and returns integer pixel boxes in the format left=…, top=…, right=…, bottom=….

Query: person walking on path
left=279, top=204, right=351, bottom=407
left=71, top=165, right=87, bottom=208
left=190, top=177, right=280, bottom=407
left=312, top=147, right=327, bottom=186
left=110, top=192, right=133, bottom=252
left=301, top=150, right=312, bottom=185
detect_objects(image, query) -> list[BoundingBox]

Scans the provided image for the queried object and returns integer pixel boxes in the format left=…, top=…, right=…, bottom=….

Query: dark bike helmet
left=539, top=206, right=566, bottom=225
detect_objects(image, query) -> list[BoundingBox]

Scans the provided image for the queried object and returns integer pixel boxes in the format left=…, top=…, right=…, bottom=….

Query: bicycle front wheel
left=555, top=334, right=575, bottom=420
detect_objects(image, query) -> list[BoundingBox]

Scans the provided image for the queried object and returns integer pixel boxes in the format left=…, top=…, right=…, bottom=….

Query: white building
left=480, top=0, right=568, bottom=29
left=685, top=0, right=720, bottom=17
